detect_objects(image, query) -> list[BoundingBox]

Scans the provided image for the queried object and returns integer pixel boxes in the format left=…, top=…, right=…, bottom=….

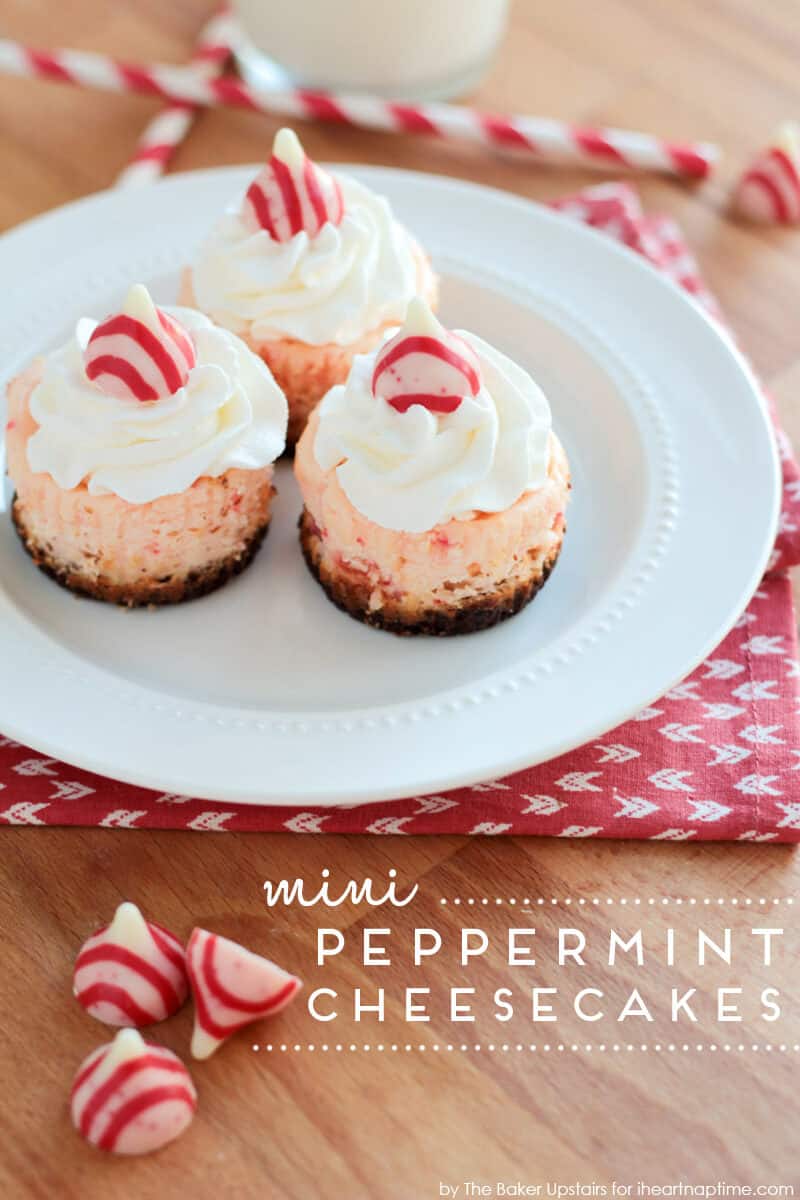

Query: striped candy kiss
left=71, top=1029, right=196, bottom=1155
left=733, top=123, right=800, bottom=225
left=74, top=901, right=189, bottom=1027
left=186, top=927, right=302, bottom=1060
left=83, top=284, right=196, bottom=401
left=242, top=126, right=344, bottom=242
left=372, top=297, right=482, bottom=415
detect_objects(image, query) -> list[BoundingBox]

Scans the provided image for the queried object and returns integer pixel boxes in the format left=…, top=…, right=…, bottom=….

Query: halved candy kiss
left=372, top=297, right=482, bottom=415
left=186, top=927, right=302, bottom=1060
left=242, top=126, right=345, bottom=242
left=73, top=901, right=189, bottom=1028
left=83, top=283, right=196, bottom=402
left=732, top=123, right=800, bottom=224
left=71, top=1028, right=197, bottom=1155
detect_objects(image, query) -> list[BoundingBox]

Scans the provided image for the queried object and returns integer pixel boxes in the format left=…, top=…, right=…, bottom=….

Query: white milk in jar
left=232, top=0, right=510, bottom=99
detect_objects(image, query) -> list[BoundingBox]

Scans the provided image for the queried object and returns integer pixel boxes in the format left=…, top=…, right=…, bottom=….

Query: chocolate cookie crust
left=12, top=496, right=270, bottom=608
left=298, top=507, right=561, bottom=637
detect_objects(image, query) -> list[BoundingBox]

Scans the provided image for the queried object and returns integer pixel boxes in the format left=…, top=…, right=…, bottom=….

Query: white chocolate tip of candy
left=75, top=317, right=96, bottom=352
left=122, top=284, right=162, bottom=335
left=107, top=1027, right=148, bottom=1067
left=401, top=296, right=445, bottom=337
left=775, top=121, right=800, bottom=158
left=272, top=127, right=306, bottom=169
left=106, top=901, right=153, bottom=956
left=75, top=287, right=159, bottom=353
left=190, top=1025, right=219, bottom=1062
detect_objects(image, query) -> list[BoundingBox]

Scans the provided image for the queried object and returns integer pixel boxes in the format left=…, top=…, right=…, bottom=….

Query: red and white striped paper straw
left=0, top=37, right=719, bottom=180
left=116, top=7, right=235, bottom=186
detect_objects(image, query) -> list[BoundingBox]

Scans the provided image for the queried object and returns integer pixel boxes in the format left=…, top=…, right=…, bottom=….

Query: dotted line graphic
left=252, top=1043, right=800, bottom=1054
left=438, top=898, right=795, bottom=906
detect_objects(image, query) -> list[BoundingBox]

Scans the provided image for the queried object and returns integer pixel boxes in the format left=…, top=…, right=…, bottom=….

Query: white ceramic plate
left=0, top=166, right=780, bottom=806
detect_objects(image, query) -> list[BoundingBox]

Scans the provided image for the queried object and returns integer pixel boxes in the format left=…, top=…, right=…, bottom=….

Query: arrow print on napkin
left=687, top=799, right=732, bottom=822
left=614, top=796, right=660, bottom=819
left=707, top=744, right=752, bottom=767
left=648, top=769, right=694, bottom=792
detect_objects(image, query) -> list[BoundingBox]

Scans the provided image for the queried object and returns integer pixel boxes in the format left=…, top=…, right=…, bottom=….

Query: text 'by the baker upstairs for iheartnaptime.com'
left=262, top=871, right=793, bottom=1031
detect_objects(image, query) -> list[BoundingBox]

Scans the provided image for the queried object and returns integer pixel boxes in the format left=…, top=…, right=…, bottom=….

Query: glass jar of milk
left=232, top=0, right=510, bottom=100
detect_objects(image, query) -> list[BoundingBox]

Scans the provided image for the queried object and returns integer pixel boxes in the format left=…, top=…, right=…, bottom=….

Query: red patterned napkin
left=2, top=183, right=799, bottom=840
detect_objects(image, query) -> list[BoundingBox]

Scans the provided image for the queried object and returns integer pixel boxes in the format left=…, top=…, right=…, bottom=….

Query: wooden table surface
left=2, top=2, right=799, bottom=1197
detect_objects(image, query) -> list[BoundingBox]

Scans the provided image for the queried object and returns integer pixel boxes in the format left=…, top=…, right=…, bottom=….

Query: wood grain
left=1, top=2, right=799, bottom=1196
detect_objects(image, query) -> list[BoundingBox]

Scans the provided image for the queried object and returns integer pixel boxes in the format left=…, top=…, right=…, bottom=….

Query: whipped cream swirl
left=193, top=174, right=425, bottom=347
left=314, top=330, right=553, bottom=534
left=27, top=306, right=288, bottom=504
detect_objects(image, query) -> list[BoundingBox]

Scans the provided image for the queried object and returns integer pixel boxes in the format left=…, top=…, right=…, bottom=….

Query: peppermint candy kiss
left=372, top=298, right=482, bottom=415
left=83, top=284, right=196, bottom=401
left=186, top=927, right=302, bottom=1060
left=73, top=901, right=189, bottom=1027
left=242, top=126, right=344, bottom=242
left=71, top=1029, right=196, bottom=1155
left=733, top=123, right=800, bottom=224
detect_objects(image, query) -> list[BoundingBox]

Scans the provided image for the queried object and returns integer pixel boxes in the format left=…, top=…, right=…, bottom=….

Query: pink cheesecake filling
left=6, top=364, right=273, bottom=590
left=295, top=407, right=570, bottom=610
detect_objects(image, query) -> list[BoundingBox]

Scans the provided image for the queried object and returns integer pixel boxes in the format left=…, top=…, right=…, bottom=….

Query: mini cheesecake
left=182, top=128, right=437, bottom=448
left=294, top=299, right=569, bottom=635
left=6, top=285, right=287, bottom=606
